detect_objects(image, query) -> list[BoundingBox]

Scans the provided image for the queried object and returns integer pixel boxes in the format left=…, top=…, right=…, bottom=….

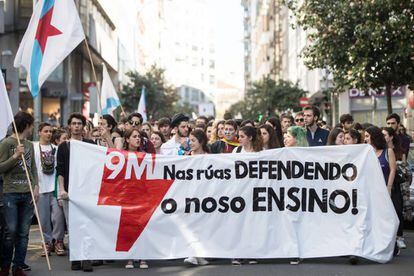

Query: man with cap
left=160, top=113, right=190, bottom=155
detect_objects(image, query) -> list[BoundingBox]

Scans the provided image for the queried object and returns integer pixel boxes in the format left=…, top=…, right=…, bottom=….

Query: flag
left=0, top=73, right=13, bottom=140
left=14, top=0, right=85, bottom=98
left=101, top=63, right=120, bottom=115
left=137, top=86, right=147, bottom=122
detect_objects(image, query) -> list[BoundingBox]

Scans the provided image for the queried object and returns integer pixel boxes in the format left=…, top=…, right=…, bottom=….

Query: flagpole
left=10, top=120, right=52, bottom=271
left=83, top=39, right=126, bottom=116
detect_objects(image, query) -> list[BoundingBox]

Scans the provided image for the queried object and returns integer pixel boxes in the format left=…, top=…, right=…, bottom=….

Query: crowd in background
left=0, top=105, right=412, bottom=275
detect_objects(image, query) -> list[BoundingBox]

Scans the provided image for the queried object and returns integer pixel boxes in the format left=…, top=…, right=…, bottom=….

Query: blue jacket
left=306, top=127, right=330, bottom=147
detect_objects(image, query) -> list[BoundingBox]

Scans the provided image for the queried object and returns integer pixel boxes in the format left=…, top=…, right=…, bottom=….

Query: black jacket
left=56, top=139, right=95, bottom=192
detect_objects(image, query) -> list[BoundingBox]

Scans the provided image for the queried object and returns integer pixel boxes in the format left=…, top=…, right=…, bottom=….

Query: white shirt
left=33, top=142, right=57, bottom=194
left=160, top=137, right=182, bottom=155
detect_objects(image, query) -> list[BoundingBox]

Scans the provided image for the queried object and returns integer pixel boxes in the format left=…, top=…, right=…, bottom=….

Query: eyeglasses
left=128, top=120, right=140, bottom=126
left=295, top=118, right=304, bottom=122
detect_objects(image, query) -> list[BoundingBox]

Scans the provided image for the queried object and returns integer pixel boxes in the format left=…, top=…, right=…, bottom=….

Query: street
left=26, top=227, right=414, bottom=276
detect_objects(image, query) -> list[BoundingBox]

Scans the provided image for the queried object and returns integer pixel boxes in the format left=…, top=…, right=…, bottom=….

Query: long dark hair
left=102, top=114, right=117, bottom=132
left=365, top=126, right=387, bottom=150
left=239, top=126, right=262, bottom=152
left=123, top=129, right=141, bottom=151
left=259, top=124, right=281, bottom=149
left=190, top=129, right=210, bottom=153
left=327, top=128, right=344, bottom=145
left=382, top=127, right=403, bottom=160
left=266, top=117, right=284, bottom=148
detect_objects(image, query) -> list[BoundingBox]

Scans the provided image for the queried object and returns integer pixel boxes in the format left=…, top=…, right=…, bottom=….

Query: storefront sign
left=349, top=87, right=405, bottom=98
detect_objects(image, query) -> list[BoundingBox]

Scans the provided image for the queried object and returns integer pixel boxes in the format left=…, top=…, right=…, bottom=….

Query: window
left=191, top=90, right=199, bottom=102
left=185, top=87, right=190, bottom=101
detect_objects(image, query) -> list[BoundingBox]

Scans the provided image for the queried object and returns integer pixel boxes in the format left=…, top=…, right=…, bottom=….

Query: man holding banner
left=56, top=113, right=95, bottom=272
left=0, top=112, right=39, bottom=276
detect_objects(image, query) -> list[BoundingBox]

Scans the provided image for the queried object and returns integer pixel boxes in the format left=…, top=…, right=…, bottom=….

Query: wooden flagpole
left=10, top=121, right=51, bottom=271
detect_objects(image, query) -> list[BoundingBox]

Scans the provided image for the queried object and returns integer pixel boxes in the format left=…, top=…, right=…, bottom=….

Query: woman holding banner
left=382, top=127, right=407, bottom=250
left=365, top=127, right=396, bottom=195
left=233, top=126, right=262, bottom=153
left=364, top=126, right=398, bottom=257
left=123, top=129, right=150, bottom=269
left=284, top=126, right=308, bottom=265
left=231, top=126, right=262, bottom=265
left=183, top=129, right=210, bottom=266
left=259, top=124, right=282, bottom=150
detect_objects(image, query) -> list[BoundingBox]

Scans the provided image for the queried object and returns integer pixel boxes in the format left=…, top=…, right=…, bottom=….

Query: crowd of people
left=0, top=105, right=412, bottom=275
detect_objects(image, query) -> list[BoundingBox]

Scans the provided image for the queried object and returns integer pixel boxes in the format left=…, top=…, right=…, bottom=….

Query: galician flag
left=137, top=86, right=147, bottom=122
left=0, top=73, right=14, bottom=140
left=14, top=0, right=85, bottom=98
left=101, top=63, right=120, bottom=115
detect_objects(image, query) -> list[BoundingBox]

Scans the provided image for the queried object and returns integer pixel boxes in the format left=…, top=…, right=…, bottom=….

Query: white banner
left=69, top=141, right=398, bottom=263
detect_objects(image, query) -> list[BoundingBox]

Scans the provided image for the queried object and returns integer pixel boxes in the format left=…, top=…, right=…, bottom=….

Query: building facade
left=242, top=0, right=330, bottom=118
left=137, top=0, right=217, bottom=109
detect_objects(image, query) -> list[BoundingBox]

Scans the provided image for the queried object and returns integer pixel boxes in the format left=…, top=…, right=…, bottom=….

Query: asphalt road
left=26, top=227, right=414, bottom=276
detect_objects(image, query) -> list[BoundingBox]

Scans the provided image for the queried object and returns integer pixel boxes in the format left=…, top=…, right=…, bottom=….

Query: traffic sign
left=299, top=97, right=309, bottom=107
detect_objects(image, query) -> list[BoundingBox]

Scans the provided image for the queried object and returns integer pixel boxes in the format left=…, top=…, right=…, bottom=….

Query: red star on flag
left=35, top=7, right=62, bottom=54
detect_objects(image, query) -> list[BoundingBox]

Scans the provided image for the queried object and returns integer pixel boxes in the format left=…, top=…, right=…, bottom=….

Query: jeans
left=391, top=183, right=404, bottom=237
left=2, top=193, right=34, bottom=268
left=0, top=205, right=7, bottom=267
left=37, top=192, right=65, bottom=243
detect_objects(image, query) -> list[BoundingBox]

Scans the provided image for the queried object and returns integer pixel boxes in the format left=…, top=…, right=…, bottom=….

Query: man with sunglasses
left=294, top=112, right=305, bottom=128
left=125, top=113, right=143, bottom=131
left=114, top=113, right=155, bottom=153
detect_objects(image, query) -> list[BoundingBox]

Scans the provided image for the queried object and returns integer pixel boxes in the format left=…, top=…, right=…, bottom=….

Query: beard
left=177, top=128, right=188, bottom=138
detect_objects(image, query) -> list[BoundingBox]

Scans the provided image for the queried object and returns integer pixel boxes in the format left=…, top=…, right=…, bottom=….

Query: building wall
left=242, top=0, right=326, bottom=98
left=134, top=0, right=217, bottom=109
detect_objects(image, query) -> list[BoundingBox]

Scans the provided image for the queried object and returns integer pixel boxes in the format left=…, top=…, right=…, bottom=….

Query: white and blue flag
left=137, top=86, right=147, bottom=122
left=101, top=63, right=120, bottom=115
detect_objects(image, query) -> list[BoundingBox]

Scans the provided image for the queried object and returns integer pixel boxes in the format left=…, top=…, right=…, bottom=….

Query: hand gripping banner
left=68, top=141, right=398, bottom=263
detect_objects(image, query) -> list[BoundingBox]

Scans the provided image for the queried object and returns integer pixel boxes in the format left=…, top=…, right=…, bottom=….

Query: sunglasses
left=128, top=120, right=140, bottom=126
left=295, top=118, right=304, bottom=122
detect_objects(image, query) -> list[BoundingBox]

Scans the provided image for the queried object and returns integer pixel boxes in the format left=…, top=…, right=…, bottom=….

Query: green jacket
left=0, top=136, right=38, bottom=193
